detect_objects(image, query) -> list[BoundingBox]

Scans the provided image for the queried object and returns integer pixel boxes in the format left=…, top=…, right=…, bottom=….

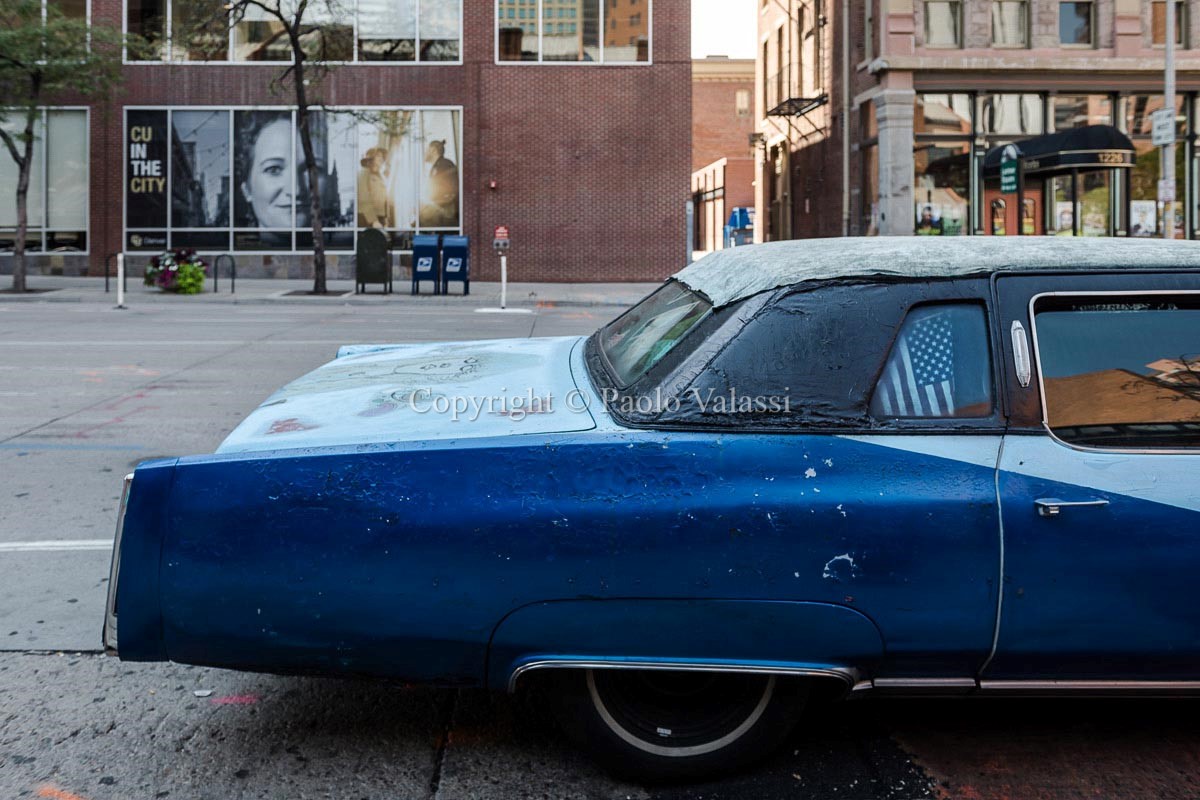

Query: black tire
left=551, top=668, right=807, bottom=783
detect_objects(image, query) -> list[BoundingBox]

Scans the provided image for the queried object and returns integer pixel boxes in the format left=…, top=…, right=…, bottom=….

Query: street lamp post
left=1165, top=0, right=1176, bottom=239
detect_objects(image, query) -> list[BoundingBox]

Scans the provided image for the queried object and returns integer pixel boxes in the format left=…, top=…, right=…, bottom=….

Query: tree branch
left=0, top=127, right=20, bottom=165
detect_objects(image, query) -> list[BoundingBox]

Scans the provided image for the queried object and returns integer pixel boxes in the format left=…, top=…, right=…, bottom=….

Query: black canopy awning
left=983, top=125, right=1135, bottom=178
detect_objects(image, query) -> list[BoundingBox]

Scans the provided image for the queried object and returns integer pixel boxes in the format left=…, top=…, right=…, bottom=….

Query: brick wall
left=11, top=0, right=692, bottom=283
left=692, top=59, right=756, bottom=170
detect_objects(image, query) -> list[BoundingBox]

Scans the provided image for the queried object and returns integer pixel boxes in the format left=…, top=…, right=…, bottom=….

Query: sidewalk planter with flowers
left=145, top=249, right=209, bottom=294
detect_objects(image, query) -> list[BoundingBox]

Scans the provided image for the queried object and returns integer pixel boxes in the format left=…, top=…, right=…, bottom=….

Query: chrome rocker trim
left=507, top=659, right=859, bottom=693
left=854, top=678, right=1200, bottom=696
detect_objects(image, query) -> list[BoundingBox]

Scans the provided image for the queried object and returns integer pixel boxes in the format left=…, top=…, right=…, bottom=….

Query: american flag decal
left=877, top=310, right=957, bottom=417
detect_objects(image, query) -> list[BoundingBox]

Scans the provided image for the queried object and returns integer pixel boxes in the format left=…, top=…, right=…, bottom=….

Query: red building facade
left=1, top=0, right=690, bottom=282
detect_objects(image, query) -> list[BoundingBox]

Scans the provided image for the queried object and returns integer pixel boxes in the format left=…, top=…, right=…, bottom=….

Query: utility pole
left=1165, top=0, right=1177, bottom=239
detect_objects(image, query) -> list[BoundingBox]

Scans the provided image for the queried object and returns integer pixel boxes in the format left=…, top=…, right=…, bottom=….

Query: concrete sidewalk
left=0, top=275, right=658, bottom=308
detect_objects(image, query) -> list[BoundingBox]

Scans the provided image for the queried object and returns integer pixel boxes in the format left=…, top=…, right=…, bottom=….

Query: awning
left=983, top=125, right=1135, bottom=178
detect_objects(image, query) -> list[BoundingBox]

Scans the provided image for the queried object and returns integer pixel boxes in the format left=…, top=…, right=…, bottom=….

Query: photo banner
left=126, top=110, right=169, bottom=232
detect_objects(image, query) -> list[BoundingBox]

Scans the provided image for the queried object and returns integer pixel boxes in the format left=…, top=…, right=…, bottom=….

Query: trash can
left=440, top=235, right=470, bottom=295
left=411, top=234, right=441, bottom=295
left=356, top=228, right=392, bottom=294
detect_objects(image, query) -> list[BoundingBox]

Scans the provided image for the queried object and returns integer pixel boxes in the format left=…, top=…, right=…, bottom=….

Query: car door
left=987, top=271, right=1200, bottom=681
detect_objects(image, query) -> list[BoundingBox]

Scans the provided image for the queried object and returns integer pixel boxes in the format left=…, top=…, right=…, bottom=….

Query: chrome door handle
left=1035, top=498, right=1110, bottom=518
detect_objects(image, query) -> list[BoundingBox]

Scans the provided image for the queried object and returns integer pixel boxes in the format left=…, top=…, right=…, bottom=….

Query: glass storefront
left=124, top=106, right=462, bottom=253
left=899, top=91, right=1198, bottom=239
left=0, top=109, right=89, bottom=253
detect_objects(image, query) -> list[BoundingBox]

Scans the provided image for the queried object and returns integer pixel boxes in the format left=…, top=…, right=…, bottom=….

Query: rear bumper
left=102, top=474, right=134, bottom=656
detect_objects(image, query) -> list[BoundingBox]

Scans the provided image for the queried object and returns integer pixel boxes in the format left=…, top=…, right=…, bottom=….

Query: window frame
left=493, top=0, right=653, bottom=65
left=122, top=0, right=464, bottom=65
left=0, top=106, right=91, bottom=256
left=1058, top=0, right=1095, bottom=48
left=1028, top=289, right=1200, bottom=454
left=868, top=300, right=998, bottom=423
left=922, top=0, right=963, bottom=49
left=1151, top=0, right=1188, bottom=49
left=990, top=0, right=1029, bottom=49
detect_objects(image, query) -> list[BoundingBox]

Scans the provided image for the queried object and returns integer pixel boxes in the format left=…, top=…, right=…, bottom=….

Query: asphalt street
left=3, top=289, right=1200, bottom=799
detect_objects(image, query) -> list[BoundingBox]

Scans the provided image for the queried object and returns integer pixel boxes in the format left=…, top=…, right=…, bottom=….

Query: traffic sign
left=494, top=225, right=510, bottom=240
left=1152, top=108, right=1176, bottom=146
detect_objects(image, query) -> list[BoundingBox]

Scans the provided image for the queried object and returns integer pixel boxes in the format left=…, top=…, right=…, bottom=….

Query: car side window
left=870, top=304, right=993, bottom=419
left=1033, top=295, right=1200, bottom=449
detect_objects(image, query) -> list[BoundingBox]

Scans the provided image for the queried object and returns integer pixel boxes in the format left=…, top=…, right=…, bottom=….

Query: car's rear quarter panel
left=154, top=432, right=998, bottom=685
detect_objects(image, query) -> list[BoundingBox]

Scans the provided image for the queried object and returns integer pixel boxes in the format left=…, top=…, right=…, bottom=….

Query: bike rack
left=214, top=254, right=236, bottom=294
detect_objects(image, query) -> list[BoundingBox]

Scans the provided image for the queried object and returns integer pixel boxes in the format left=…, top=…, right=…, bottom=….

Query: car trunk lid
left=216, top=336, right=594, bottom=453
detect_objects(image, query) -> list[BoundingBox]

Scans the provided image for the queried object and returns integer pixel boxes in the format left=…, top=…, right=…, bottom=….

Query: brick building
left=691, top=56, right=756, bottom=253
left=757, top=0, right=1200, bottom=240
left=0, top=0, right=689, bottom=282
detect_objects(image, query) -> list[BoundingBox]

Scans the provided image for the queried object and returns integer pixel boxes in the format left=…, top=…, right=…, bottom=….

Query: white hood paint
left=217, top=336, right=595, bottom=454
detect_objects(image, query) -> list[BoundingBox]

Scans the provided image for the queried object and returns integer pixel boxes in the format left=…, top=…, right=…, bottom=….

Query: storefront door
left=983, top=184, right=1042, bottom=235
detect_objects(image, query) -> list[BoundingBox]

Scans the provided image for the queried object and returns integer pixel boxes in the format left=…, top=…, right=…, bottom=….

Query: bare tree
left=186, top=0, right=354, bottom=294
left=0, top=1, right=132, bottom=292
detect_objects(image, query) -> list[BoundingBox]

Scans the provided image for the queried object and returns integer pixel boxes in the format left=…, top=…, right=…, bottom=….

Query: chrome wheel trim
left=585, top=669, right=776, bottom=758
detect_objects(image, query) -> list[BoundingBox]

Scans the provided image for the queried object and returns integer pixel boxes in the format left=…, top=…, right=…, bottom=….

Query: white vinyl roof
left=673, top=237, right=1200, bottom=308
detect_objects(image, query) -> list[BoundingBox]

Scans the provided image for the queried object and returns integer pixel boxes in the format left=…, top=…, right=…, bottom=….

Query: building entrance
left=981, top=125, right=1135, bottom=237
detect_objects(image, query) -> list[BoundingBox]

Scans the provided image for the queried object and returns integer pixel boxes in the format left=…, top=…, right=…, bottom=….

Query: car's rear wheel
left=552, top=668, right=807, bottom=782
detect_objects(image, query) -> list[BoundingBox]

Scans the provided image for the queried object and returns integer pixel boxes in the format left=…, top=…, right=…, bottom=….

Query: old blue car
left=105, top=237, right=1200, bottom=780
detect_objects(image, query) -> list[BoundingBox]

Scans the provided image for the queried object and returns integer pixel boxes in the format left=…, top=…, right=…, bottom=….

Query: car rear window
left=1034, top=295, right=1200, bottom=448
left=600, top=281, right=712, bottom=387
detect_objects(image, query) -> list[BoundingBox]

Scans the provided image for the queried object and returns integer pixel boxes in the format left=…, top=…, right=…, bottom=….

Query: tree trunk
left=291, top=57, right=327, bottom=294
left=11, top=112, right=37, bottom=294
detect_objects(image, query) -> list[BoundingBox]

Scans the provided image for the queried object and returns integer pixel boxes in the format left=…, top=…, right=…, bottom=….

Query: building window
left=978, top=93, right=1044, bottom=136
left=125, top=0, right=463, bottom=62
left=498, top=0, right=648, bottom=62
left=0, top=109, right=89, bottom=254
left=1053, top=94, right=1113, bottom=130
left=915, top=93, right=973, bottom=136
left=123, top=107, right=462, bottom=254
left=914, top=141, right=970, bottom=235
left=924, top=0, right=962, bottom=47
left=1152, top=1, right=1187, bottom=47
left=811, top=0, right=825, bottom=89
left=736, top=89, right=751, bottom=117
left=863, top=0, right=874, bottom=60
left=1059, top=1, right=1093, bottom=46
left=991, top=1, right=1028, bottom=47
left=1127, top=95, right=1185, bottom=237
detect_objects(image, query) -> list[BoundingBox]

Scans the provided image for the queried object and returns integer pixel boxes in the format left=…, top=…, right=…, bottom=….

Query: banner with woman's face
left=127, top=107, right=461, bottom=252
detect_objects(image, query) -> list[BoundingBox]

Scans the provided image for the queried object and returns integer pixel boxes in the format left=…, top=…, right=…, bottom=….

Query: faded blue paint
left=118, top=430, right=1002, bottom=685
left=217, top=337, right=594, bottom=454
left=988, top=435, right=1200, bottom=678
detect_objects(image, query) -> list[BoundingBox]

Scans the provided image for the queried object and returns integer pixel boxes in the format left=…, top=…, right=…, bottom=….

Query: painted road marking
left=0, top=443, right=147, bottom=452
left=0, top=540, right=111, bottom=553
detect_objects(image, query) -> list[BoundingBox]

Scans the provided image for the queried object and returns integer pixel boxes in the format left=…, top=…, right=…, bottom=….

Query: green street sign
left=1000, top=158, right=1019, bottom=194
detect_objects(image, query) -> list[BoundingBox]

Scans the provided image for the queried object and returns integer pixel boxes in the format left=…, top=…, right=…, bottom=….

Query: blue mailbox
left=411, top=234, right=441, bottom=295
left=723, top=206, right=755, bottom=248
left=440, top=235, right=470, bottom=295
